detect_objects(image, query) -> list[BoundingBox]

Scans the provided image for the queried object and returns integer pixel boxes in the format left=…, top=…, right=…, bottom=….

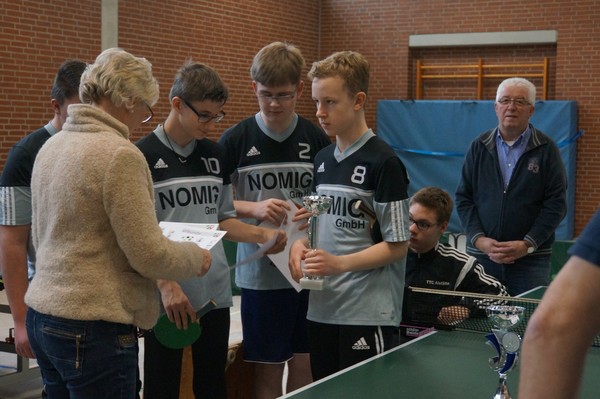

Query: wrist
left=472, top=233, right=485, bottom=249
left=157, top=279, right=174, bottom=291
left=523, top=240, right=534, bottom=254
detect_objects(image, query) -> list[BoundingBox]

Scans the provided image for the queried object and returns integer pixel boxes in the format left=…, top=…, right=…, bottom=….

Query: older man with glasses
left=456, top=77, right=567, bottom=296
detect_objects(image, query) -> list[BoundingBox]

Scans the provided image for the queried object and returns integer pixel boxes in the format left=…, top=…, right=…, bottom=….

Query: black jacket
left=455, top=125, right=567, bottom=257
left=403, top=243, right=508, bottom=325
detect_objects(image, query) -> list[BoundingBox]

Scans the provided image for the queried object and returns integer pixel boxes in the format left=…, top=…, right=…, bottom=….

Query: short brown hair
left=410, top=187, right=453, bottom=224
left=169, top=61, right=228, bottom=104
left=250, top=41, right=305, bottom=87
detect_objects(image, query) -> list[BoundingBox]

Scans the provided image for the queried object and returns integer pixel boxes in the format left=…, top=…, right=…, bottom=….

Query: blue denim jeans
left=476, top=255, right=551, bottom=296
left=26, top=308, right=139, bottom=399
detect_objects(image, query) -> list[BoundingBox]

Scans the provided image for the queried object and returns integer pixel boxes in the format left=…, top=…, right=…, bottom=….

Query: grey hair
left=496, top=77, right=536, bottom=104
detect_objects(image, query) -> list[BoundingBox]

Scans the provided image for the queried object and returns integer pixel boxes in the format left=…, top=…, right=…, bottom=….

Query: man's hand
left=13, top=322, right=35, bottom=358
left=302, top=248, right=341, bottom=277
left=437, top=306, right=470, bottom=325
left=488, top=240, right=530, bottom=264
left=289, top=239, right=309, bottom=282
left=291, top=207, right=311, bottom=231
left=474, top=236, right=499, bottom=255
left=157, top=280, right=196, bottom=330
left=252, top=199, right=291, bottom=226
left=263, top=229, right=288, bottom=255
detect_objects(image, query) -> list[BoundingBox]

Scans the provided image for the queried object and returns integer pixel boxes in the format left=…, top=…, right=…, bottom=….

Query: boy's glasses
left=258, top=93, right=296, bottom=103
left=181, top=98, right=226, bottom=123
left=409, top=217, right=438, bottom=232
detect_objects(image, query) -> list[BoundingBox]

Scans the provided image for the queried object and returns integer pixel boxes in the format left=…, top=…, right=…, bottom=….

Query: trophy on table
left=485, top=305, right=525, bottom=399
left=300, top=195, right=332, bottom=290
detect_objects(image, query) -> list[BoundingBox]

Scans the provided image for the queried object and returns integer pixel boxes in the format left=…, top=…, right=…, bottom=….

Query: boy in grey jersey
left=289, top=51, right=410, bottom=380
left=137, top=61, right=286, bottom=399
left=0, top=60, right=86, bottom=360
left=220, top=42, right=330, bottom=398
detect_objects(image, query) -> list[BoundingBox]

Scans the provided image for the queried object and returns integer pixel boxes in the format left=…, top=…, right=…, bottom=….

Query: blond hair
left=308, top=51, right=369, bottom=96
left=80, top=48, right=159, bottom=110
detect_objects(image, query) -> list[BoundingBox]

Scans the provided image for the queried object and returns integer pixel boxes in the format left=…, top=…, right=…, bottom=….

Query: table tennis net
left=403, top=286, right=600, bottom=347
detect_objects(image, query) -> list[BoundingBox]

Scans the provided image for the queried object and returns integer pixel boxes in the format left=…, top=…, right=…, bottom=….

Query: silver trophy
left=485, top=305, right=525, bottom=399
left=300, top=195, right=332, bottom=290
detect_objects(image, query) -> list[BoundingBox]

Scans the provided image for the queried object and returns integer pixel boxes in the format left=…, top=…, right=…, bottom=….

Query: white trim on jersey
left=316, top=184, right=375, bottom=197
left=237, top=162, right=315, bottom=174
left=153, top=175, right=223, bottom=189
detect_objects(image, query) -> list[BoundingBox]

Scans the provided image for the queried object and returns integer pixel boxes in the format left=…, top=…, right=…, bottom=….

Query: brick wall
left=0, top=0, right=102, bottom=160
left=1, top=0, right=598, bottom=233
left=319, top=0, right=600, bottom=234
left=118, top=0, right=321, bottom=141
left=0, top=0, right=321, bottom=154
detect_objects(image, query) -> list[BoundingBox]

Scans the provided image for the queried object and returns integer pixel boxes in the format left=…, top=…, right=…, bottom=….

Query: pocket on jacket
left=119, top=271, right=155, bottom=313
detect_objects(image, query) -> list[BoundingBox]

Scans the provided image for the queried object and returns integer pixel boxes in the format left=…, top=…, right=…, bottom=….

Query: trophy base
left=300, top=277, right=324, bottom=290
left=493, top=375, right=511, bottom=399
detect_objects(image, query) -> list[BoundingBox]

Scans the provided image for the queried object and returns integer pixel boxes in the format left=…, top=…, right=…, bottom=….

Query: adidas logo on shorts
left=352, top=337, right=370, bottom=350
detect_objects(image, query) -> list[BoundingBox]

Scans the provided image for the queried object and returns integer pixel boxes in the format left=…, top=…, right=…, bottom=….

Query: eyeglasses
left=496, top=97, right=531, bottom=107
left=257, top=93, right=296, bottom=103
left=142, top=103, right=154, bottom=123
left=181, top=98, right=226, bottom=123
left=409, top=217, right=438, bottom=232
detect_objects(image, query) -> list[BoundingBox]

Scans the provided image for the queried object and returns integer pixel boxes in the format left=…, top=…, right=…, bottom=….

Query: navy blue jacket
left=455, top=125, right=567, bottom=257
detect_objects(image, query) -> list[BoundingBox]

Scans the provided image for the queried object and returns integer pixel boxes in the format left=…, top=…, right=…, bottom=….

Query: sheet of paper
left=259, top=200, right=307, bottom=292
left=159, top=221, right=227, bottom=250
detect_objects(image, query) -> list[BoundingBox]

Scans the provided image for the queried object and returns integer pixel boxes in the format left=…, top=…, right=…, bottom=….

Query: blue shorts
left=241, top=288, right=309, bottom=363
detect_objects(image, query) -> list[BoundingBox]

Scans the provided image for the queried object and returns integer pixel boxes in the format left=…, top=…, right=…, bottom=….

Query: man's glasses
left=496, top=97, right=531, bottom=107
left=257, top=93, right=296, bottom=103
left=409, top=217, right=438, bottom=232
left=142, top=103, right=154, bottom=123
left=181, top=98, right=226, bottom=123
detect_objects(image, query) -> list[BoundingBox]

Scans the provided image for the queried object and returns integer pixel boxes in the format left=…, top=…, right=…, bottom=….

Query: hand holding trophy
left=485, top=305, right=525, bottom=399
left=300, top=195, right=332, bottom=290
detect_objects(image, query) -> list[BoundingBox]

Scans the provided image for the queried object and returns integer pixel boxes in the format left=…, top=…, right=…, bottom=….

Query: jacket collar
left=481, top=124, right=549, bottom=153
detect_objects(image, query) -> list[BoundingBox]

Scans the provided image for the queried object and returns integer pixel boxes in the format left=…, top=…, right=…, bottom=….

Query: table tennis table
left=280, top=287, right=600, bottom=398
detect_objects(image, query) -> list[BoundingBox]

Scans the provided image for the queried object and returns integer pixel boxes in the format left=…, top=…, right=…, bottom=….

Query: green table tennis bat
left=153, top=299, right=216, bottom=349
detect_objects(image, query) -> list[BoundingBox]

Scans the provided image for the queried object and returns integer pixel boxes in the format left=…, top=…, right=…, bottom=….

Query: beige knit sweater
left=26, top=104, right=207, bottom=329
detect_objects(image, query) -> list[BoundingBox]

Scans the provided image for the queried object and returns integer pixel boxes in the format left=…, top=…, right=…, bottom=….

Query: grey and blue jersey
left=0, top=122, right=57, bottom=279
left=136, top=126, right=235, bottom=311
left=308, top=130, right=410, bottom=326
left=219, top=113, right=331, bottom=290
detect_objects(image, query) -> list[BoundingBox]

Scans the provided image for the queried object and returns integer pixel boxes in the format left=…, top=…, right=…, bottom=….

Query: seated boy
left=404, top=187, right=508, bottom=326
